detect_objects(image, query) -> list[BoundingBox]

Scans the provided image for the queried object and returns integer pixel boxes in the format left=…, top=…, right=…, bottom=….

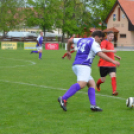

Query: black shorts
left=99, top=67, right=116, bottom=77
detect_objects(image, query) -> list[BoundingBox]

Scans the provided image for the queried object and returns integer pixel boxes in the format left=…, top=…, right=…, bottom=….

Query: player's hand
left=113, top=61, right=120, bottom=67
left=67, top=52, right=71, bottom=60
left=115, top=56, right=121, bottom=60
left=118, top=57, right=121, bottom=60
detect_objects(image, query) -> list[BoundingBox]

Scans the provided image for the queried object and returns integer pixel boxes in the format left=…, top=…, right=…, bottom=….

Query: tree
left=25, top=0, right=99, bottom=42
left=89, top=0, right=116, bottom=30
left=25, top=0, right=62, bottom=39
left=59, top=0, right=82, bottom=41
left=57, top=0, right=93, bottom=41
left=0, top=0, right=25, bottom=36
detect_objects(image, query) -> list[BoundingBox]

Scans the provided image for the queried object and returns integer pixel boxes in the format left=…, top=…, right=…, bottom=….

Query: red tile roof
left=103, top=27, right=119, bottom=33
left=118, top=0, right=134, bottom=25
left=105, top=0, right=134, bottom=25
left=89, top=28, right=101, bottom=32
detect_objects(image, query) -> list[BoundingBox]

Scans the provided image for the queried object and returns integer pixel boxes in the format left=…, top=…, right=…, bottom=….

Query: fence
left=0, top=36, right=69, bottom=42
left=0, top=41, right=67, bottom=50
left=0, top=36, right=69, bottom=50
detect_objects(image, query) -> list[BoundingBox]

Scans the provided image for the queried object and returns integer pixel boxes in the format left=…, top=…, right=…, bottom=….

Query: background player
left=58, top=31, right=120, bottom=112
left=31, top=32, right=44, bottom=59
left=62, top=34, right=76, bottom=59
left=96, top=31, right=121, bottom=96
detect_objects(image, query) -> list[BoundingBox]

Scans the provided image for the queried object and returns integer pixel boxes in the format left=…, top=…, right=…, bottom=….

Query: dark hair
left=102, top=32, right=105, bottom=38
left=107, top=31, right=114, bottom=35
left=91, top=31, right=104, bottom=37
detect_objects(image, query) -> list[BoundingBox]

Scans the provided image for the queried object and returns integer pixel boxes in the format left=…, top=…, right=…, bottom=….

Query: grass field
left=0, top=49, right=134, bottom=134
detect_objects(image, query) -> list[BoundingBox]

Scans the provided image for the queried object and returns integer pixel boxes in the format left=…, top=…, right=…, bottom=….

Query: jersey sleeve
left=73, top=38, right=81, bottom=44
left=37, top=36, right=40, bottom=42
left=91, top=41, right=102, bottom=54
left=100, top=40, right=107, bottom=49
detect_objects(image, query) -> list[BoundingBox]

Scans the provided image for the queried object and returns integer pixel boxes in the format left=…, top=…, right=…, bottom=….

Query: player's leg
left=31, top=46, right=39, bottom=54
left=88, top=79, right=96, bottom=106
left=70, top=50, right=75, bottom=54
left=58, top=82, right=82, bottom=111
left=62, top=49, right=75, bottom=59
left=39, top=52, right=42, bottom=59
left=31, top=50, right=38, bottom=53
left=88, top=79, right=102, bottom=112
left=58, top=81, right=86, bottom=111
left=109, top=68, right=118, bottom=96
left=62, top=65, right=88, bottom=101
left=96, top=67, right=108, bottom=91
left=58, top=65, right=89, bottom=111
left=38, top=47, right=42, bottom=59
left=96, top=77, right=105, bottom=91
left=62, top=52, right=67, bottom=59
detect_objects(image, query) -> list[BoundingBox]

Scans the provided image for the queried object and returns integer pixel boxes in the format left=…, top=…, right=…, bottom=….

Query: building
left=103, top=0, right=134, bottom=46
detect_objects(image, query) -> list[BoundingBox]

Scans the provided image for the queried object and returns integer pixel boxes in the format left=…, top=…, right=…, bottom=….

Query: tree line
left=0, top=0, right=116, bottom=41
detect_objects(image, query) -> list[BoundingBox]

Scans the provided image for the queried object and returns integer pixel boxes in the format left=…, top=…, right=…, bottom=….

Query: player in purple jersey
left=31, top=32, right=43, bottom=59
left=58, top=31, right=120, bottom=112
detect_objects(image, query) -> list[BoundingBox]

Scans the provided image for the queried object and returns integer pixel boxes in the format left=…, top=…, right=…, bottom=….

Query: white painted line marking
left=0, top=57, right=36, bottom=68
left=0, top=80, right=126, bottom=101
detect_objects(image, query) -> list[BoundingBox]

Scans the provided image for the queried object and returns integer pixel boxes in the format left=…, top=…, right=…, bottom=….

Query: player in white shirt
left=58, top=31, right=120, bottom=112
left=31, top=32, right=43, bottom=59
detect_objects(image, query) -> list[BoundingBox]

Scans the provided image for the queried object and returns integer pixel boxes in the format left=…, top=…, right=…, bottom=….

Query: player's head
left=91, top=31, right=104, bottom=44
left=107, top=31, right=114, bottom=42
left=40, top=31, right=43, bottom=37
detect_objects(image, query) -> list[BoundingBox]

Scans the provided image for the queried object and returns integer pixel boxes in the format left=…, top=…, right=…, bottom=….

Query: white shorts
left=37, top=46, right=42, bottom=51
left=72, top=65, right=93, bottom=82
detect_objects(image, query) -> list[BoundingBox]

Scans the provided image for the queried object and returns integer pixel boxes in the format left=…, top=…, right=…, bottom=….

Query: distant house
left=103, top=0, right=134, bottom=46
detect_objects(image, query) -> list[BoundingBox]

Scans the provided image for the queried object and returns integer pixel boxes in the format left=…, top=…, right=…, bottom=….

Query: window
left=113, top=14, right=116, bottom=21
left=120, top=34, right=126, bottom=38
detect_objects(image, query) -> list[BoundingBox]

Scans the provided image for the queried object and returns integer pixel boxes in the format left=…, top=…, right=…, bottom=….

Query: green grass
left=0, top=49, right=134, bottom=134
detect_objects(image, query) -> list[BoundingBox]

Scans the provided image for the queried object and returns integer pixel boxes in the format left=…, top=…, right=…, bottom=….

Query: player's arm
left=37, top=41, right=40, bottom=46
left=67, top=38, right=81, bottom=59
left=114, top=55, right=121, bottom=60
left=101, top=49, right=116, bottom=53
left=97, top=52, right=120, bottom=67
left=67, top=38, right=74, bottom=51
left=37, top=36, right=41, bottom=46
left=92, top=41, right=120, bottom=67
left=67, top=38, right=74, bottom=60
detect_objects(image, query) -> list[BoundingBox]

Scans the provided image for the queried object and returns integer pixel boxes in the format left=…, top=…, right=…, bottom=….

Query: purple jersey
left=36, top=35, right=43, bottom=46
left=73, top=38, right=101, bottom=66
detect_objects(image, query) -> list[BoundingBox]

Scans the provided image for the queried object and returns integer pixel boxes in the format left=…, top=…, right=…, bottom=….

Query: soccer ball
left=126, top=97, right=134, bottom=108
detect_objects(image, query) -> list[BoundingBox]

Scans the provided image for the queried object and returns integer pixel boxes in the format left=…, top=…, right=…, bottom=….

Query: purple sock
left=62, top=83, right=81, bottom=100
left=39, top=53, right=42, bottom=59
left=88, top=87, right=96, bottom=106
left=32, top=51, right=38, bottom=53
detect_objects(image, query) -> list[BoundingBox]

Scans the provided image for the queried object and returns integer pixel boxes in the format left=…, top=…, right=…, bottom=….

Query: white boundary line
left=0, top=80, right=126, bottom=101
left=0, top=57, right=36, bottom=68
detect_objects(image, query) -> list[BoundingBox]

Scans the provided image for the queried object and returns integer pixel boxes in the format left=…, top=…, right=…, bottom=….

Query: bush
left=59, top=43, right=65, bottom=49
left=17, top=42, right=24, bottom=49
